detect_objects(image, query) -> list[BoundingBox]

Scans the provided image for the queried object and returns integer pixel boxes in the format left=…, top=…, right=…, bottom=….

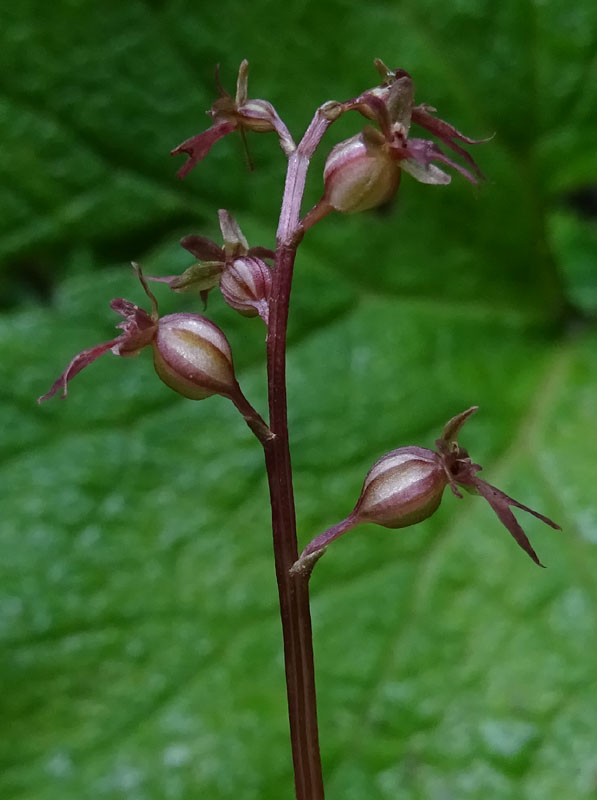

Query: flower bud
left=236, top=99, right=281, bottom=133
left=219, top=256, right=271, bottom=322
left=152, top=313, right=237, bottom=400
left=354, top=446, right=447, bottom=528
left=322, top=129, right=401, bottom=214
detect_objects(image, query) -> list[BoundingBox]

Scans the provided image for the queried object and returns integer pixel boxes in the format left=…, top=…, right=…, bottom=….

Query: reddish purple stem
left=262, top=105, right=337, bottom=800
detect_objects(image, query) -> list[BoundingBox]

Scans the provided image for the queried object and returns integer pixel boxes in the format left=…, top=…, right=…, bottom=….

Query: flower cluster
left=171, top=58, right=486, bottom=225
left=40, top=59, right=559, bottom=581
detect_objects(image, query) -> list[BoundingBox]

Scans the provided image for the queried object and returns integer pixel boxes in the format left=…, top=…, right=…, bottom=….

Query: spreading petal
left=405, top=138, right=481, bottom=184
left=411, top=105, right=488, bottom=182
left=38, top=338, right=122, bottom=402
left=171, top=120, right=237, bottom=179
left=400, top=158, right=451, bottom=185
left=463, top=476, right=561, bottom=567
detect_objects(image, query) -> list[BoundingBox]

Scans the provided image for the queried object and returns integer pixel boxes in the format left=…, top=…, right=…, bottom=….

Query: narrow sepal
left=441, top=406, right=478, bottom=447
left=180, top=234, right=224, bottom=262
left=131, top=262, right=159, bottom=320
left=343, top=93, right=394, bottom=140
left=247, top=245, right=276, bottom=261
left=469, top=478, right=551, bottom=567
left=373, top=58, right=394, bottom=82
left=235, top=58, right=249, bottom=106
left=412, top=105, right=490, bottom=147
left=474, top=478, right=561, bottom=532
left=218, top=209, right=249, bottom=252
left=148, top=262, right=223, bottom=294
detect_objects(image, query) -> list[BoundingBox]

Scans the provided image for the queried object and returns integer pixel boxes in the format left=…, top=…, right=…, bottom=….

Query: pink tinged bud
left=150, top=214, right=274, bottom=312
left=237, top=99, right=278, bottom=132
left=219, top=257, right=272, bottom=323
left=152, top=313, right=237, bottom=401
left=354, top=446, right=447, bottom=527
left=321, top=130, right=401, bottom=215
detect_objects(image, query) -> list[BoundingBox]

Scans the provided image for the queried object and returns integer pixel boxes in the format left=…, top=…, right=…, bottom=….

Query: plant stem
left=263, top=107, right=336, bottom=800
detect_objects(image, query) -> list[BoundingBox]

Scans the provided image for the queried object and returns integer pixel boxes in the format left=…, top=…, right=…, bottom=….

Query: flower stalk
left=37, top=59, right=558, bottom=800
left=260, top=106, right=340, bottom=800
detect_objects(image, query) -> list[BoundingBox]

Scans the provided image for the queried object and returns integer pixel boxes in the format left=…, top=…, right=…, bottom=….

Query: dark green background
left=1, top=1, right=596, bottom=798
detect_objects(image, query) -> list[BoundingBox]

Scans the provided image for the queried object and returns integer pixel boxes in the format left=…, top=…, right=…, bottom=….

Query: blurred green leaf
left=1, top=1, right=597, bottom=799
